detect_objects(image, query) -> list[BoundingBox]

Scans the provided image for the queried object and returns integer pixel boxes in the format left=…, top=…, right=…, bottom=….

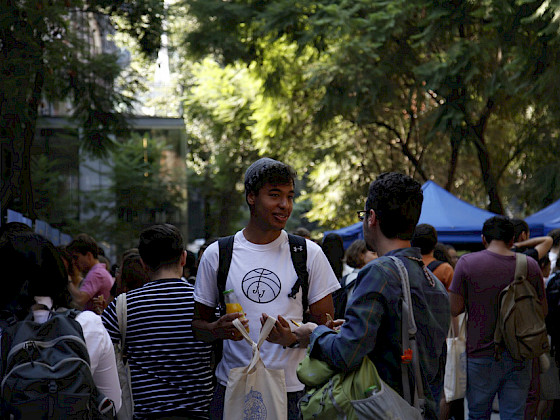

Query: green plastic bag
left=297, top=355, right=379, bottom=420
left=297, top=354, right=423, bottom=420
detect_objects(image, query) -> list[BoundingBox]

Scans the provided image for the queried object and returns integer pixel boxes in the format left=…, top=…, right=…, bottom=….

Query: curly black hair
left=411, top=224, right=438, bottom=255
left=366, top=172, right=423, bottom=240
left=244, top=158, right=297, bottom=198
left=482, top=216, right=514, bottom=243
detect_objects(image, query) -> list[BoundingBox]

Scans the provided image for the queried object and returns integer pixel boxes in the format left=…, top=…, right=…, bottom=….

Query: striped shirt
left=102, top=278, right=213, bottom=419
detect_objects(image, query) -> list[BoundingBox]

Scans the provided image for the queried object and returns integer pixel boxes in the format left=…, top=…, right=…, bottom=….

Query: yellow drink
left=223, top=289, right=249, bottom=332
left=226, top=302, right=244, bottom=314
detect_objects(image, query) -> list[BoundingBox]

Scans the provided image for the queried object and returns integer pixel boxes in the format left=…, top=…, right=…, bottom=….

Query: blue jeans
left=209, top=383, right=303, bottom=420
left=466, top=353, right=531, bottom=420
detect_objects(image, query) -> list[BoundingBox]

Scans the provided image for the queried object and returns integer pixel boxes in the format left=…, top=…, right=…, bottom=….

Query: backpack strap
left=341, top=271, right=359, bottom=289
left=494, top=253, right=528, bottom=360
left=216, top=233, right=309, bottom=315
left=217, top=235, right=235, bottom=316
left=515, top=252, right=528, bottom=283
left=388, top=256, right=426, bottom=416
left=65, top=308, right=80, bottom=320
left=287, top=234, right=309, bottom=313
left=116, top=293, right=128, bottom=348
left=427, top=260, right=445, bottom=272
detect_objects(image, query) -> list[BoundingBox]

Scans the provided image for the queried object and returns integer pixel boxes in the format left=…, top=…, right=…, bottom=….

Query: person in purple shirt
left=67, top=233, right=114, bottom=312
left=449, top=216, right=547, bottom=420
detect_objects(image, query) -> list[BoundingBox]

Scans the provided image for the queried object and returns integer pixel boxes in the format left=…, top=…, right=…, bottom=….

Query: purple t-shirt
left=449, top=250, right=545, bottom=358
left=80, top=263, right=114, bottom=312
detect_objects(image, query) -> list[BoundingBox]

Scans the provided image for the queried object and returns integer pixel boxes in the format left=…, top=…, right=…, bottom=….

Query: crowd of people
left=0, top=156, right=559, bottom=420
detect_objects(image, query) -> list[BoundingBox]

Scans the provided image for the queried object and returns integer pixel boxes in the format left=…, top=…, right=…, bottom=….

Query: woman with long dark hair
left=0, top=231, right=121, bottom=413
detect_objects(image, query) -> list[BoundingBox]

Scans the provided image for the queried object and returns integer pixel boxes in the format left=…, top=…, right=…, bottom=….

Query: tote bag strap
left=116, top=293, right=128, bottom=348
left=449, top=313, right=467, bottom=339
left=233, top=315, right=277, bottom=372
left=389, top=256, right=426, bottom=415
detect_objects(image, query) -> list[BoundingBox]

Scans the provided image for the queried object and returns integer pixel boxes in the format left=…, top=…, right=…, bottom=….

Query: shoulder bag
left=115, top=293, right=134, bottom=419
left=297, top=256, right=424, bottom=419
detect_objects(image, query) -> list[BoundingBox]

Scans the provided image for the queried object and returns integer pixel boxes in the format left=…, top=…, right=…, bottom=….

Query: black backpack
left=427, top=260, right=445, bottom=272
left=0, top=309, right=115, bottom=419
left=216, top=234, right=309, bottom=317
left=332, top=271, right=358, bottom=320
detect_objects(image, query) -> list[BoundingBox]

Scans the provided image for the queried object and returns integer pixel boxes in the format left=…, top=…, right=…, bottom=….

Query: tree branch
left=372, top=120, right=428, bottom=181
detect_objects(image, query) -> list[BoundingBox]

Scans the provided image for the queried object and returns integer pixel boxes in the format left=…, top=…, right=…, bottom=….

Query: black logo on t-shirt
left=242, top=268, right=281, bottom=303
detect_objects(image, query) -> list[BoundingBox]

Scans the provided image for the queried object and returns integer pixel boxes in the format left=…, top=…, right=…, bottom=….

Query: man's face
left=72, top=251, right=92, bottom=273
left=248, top=182, right=294, bottom=231
left=362, top=206, right=377, bottom=253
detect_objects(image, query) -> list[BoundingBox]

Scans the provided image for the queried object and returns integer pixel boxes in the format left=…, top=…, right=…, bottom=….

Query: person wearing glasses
left=295, top=172, right=450, bottom=420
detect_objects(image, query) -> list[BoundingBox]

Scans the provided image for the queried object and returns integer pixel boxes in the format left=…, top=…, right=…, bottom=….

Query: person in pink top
left=67, top=233, right=114, bottom=312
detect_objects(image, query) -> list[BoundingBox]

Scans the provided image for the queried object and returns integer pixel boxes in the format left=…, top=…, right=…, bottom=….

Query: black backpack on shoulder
left=0, top=309, right=115, bottom=419
left=427, top=260, right=445, bottom=272
left=332, top=272, right=358, bottom=320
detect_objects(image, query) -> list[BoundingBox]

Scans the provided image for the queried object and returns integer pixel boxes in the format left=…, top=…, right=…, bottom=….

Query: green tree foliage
left=184, top=59, right=260, bottom=237
left=31, top=154, right=78, bottom=224
left=77, top=134, right=186, bottom=253
left=0, top=0, right=164, bottom=217
left=181, top=0, right=560, bottom=217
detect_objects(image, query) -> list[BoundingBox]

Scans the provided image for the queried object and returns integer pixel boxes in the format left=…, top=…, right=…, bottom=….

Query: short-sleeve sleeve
left=80, top=271, right=102, bottom=299
left=193, top=242, right=220, bottom=308
left=449, top=256, right=468, bottom=298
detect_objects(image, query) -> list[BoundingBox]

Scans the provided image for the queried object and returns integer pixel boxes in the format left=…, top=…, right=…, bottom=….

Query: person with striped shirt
left=102, top=224, right=213, bottom=419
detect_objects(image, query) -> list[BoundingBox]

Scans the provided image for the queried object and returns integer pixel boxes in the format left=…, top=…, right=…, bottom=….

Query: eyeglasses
left=357, top=210, right=367, bottom=221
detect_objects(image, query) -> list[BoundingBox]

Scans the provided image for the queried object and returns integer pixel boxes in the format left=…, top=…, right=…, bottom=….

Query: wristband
left=283, top=336, right=300, bottom=349
left=287, top=339, right=300, bottom=348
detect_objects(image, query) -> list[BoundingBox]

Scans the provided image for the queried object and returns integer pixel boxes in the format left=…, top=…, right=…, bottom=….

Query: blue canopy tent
left=324, top=180, right=498, bottom=249
left=525, top=199, right=560, bottom=236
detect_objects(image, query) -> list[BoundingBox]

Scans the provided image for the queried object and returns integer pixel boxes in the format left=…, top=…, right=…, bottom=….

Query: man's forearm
left=68, top=282, right=89, bottom=309
left=192, top=319, right=218, bottom=343
left=514, top=236, right=553, bottom=259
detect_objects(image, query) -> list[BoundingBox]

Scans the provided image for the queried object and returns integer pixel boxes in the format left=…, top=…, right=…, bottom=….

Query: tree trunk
left=467, top=105, right=504, bottom=214
left=468, top=97, right=504, bottom=215
left=474, top=140, right=504, bottom=214
left=0, top=66, right=43, bottom=219
left=445, top=129, right=462, bottom=191
left=20, top=67, right=44, bottom=219
left=473, top=142, right=505, bottom=215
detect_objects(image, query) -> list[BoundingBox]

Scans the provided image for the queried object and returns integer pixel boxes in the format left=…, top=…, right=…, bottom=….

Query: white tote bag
left=224, top=316, right=287, bottom=420
left=444, top=313, right=467, bottom=402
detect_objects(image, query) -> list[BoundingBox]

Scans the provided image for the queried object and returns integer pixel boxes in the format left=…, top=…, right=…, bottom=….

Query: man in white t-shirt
left=193, top=157, right=340, bottom=420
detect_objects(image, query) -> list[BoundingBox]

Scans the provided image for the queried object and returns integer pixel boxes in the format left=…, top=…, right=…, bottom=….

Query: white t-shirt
left=33, top=297, right=122, bottom=412
left=194, top=230, right=340, bottom=392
